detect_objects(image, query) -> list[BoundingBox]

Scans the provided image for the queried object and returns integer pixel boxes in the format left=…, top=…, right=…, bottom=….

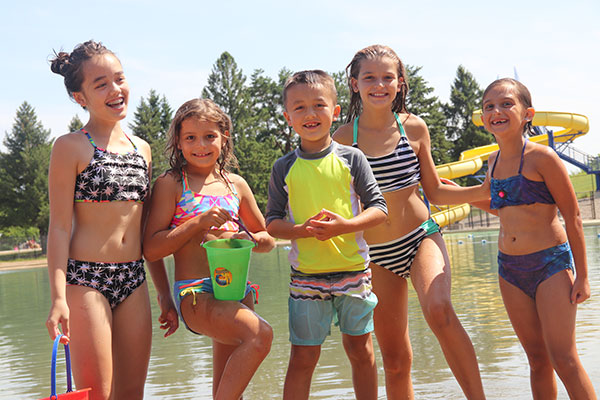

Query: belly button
left=511, top=237, right=516, bottom=242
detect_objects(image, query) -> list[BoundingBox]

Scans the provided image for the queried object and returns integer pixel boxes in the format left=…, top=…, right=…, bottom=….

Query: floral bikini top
left=170, top=169, right=240, bottom=232
left=74, top=129, right=149, bottom=203
left=490, top=140, right=555, bottom=209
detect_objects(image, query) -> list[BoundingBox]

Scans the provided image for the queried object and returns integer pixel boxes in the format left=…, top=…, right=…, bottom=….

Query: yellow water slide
left=430, top=111, right=589, bottom=227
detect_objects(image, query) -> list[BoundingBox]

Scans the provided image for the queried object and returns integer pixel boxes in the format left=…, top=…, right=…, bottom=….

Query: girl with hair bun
left=46, top=40, right=154, bottom=400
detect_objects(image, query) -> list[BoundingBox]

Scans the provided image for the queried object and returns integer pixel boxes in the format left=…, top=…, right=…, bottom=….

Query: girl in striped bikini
left=333, top=45, right=487, bottom=400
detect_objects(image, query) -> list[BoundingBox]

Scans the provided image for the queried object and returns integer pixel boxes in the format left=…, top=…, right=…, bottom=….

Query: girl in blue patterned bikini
left=475, top=79, right=595, bottom=399
left=143, top=98, right=274, bottom=399
left=47, top=41, right=153, bottom=399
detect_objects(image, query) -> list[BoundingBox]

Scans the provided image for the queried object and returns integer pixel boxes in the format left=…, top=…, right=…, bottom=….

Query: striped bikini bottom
left=368, top=219, right=440, bottom=278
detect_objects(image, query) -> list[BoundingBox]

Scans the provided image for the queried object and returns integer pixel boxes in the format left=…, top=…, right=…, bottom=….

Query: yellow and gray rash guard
left=266, top=141, right=387, bottom=274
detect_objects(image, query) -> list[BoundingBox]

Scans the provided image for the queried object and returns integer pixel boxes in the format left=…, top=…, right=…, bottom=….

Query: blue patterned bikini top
left=352, top=112, right=420, bottom=193
left=490, top=141, right=554, bottom=209
left=74, top=129, right=149, bottom=203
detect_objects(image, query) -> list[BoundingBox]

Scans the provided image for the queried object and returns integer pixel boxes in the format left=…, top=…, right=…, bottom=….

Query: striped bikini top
left=170, top=169, right=240, bottom=232
left=352, top=113, right=421, bottom=193
left=74, top=129, right=149, bottom=203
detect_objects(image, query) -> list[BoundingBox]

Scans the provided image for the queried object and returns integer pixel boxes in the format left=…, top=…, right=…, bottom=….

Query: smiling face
left=351, top=56, right=402, bottom=109
left=481, top=83, right=534, bottom=139
left=177, top=117, right=227, bottom=172
left=73, top=53, right=129, bottom=123
left=283, top=83, right=341, bottom=153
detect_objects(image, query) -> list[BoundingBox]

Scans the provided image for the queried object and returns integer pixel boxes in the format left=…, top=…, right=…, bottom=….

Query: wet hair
left=483, top=78, right=535, bottom=136
left=345, top=44, right=409, bottom=123
left=166, top=98, right=238, bottom=181
left=282, top=70, right=337, bottom=109
left=50, top=40, right=116, bottom=104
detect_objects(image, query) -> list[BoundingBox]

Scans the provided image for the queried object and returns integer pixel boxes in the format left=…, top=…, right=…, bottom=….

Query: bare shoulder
left=227, top=172, right=251, bottom=192
left=130, top=135, right=152, bottom=161
left=400, top=113, right=428, bottom=138
left=527, top=142, right=560, bottom=165
left=332, top=122, right=354, bottom=146
left=51, top=131, right=92, bottom=162
left=154, top=170, right=180, bottom=192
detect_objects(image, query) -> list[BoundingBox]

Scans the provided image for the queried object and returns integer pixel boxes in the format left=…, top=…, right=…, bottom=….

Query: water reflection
left=0, top=227, right=599, bottom=399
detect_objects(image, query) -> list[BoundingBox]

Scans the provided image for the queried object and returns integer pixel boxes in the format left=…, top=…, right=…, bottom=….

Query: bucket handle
left=50, top=334, right=73, bottom=399
left=233, top=218, right=257, bottom=246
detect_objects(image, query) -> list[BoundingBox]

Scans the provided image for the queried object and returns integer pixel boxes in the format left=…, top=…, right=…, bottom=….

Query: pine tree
left=247, top=68, right=294, bottom=155
left=202, top=52, right=250, bottom=140
left=129, top=90, right=173, bottom=180
left=405, top=65, right=452, bottom=164
left=444, top=65, right=489, bottom=160
left=0, top=102, right=52, bottom=241
left=331, top=70, right=350, bottom=133
left=68, top=114, right=83, bottom=132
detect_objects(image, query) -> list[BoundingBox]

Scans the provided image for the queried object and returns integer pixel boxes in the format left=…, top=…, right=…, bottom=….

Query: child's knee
left=255, top=321, right=274, bottom=355
left=289, top=345, right=321, bottom=370
left=422, top=299, right=453, bottom=330
left=343, top=334, right=375, bottom=364
left=380, top=344, right=412, bottom=374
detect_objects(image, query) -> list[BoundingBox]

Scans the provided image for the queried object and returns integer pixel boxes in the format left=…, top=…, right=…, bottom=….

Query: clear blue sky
left=1, top=0, right=599, bottom=162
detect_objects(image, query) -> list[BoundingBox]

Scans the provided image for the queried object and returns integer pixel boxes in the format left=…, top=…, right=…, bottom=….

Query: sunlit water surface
left=1, top=226, right=599, bottom=399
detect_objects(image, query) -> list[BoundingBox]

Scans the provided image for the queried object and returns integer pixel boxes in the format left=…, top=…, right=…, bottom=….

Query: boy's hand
left=306, top=209, right=349, bottom=241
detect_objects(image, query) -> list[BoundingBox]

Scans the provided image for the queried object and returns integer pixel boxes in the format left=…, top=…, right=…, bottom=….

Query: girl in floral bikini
left=47, top=40, right=153, bottom=399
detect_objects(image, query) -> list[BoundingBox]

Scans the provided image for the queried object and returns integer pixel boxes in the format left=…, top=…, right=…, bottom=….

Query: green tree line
left=0, top=52, right=490, bottom=250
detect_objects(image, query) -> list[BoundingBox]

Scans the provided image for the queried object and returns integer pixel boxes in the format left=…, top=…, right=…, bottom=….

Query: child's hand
left=157, top=294, right=179, bottom=337
left=570, top=276, right=591, bottom=304
left=306, top=209, right=349, bottom=241
left=231, top=231, right=252, bottom=241
left=197, top=206, right=232, bottom=231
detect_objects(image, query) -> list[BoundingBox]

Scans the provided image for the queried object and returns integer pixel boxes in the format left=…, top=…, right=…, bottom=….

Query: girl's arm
left=45, top=135, right=79, bottom=340
left=146, top=258, right=179, bottom=337
left=233, top=175, right=275, bottom=253
left=539, top=147, right=589, bottom=304
left=142, top=174, right=232, bottom=261
left=412, top=116, right=489, bottom=205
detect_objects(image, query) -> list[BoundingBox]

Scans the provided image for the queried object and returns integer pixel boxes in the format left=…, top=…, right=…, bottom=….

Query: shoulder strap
left=123, top=133, right=138, bottom=151
left=490, top=151, right=500, bottom=178
left=223, top=173, right=238, bottom=196
left=181, top=169, right=189, bottom=191
left=80, top=128, right=97, bottom=149
left=393, top=113, right=406, bottom=137
left=518, top=140, right=527, bottom=174
left=353, top=117, right=359, bottom=144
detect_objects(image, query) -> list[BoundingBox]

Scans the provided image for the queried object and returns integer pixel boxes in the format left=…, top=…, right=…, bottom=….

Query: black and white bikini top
left=352, top=112, right=421, bottom=193
left=74, top=129, right=149, bottom=203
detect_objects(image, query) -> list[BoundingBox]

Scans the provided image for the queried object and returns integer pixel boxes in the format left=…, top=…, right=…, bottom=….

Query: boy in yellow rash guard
left=266, top=70, right=387, bottom=400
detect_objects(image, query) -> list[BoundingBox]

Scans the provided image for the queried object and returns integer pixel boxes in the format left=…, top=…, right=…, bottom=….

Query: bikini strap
left=393, top=112, right=406, bottom=137
left=517, top=140, right=527, bottom=174
left=353, top=113, right=406, bottom=144
left=80, top=129, right=97, bottom=148
left=223, top=173, right=238, bottom=196
left=352, top=117, right=359, bottom=145
left=181, top=169, right=190, bottom=191
left=490, top=151, right=500, bottom=178
left=79, top=128, right=138, bottom=152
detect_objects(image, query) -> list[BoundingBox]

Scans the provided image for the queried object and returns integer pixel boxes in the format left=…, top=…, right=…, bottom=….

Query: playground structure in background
left=430, top=111, right=598, bottom=228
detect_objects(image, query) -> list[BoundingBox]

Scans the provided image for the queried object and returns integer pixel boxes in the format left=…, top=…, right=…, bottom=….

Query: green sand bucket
left=203, top=238, right=255, bottom=301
